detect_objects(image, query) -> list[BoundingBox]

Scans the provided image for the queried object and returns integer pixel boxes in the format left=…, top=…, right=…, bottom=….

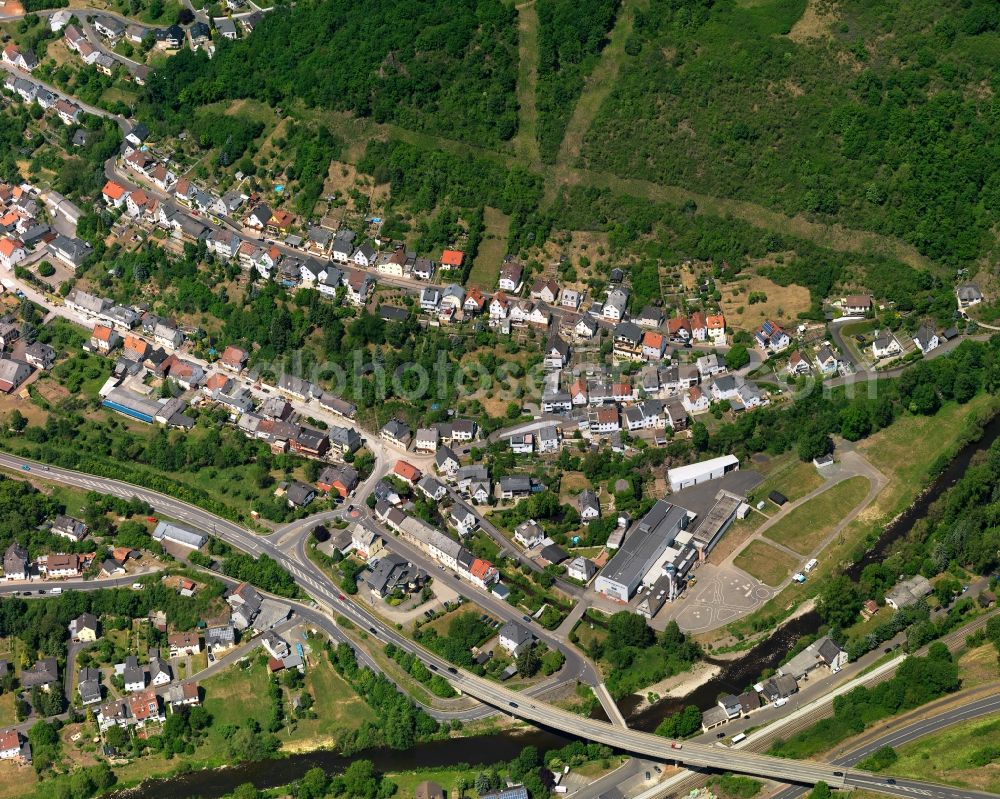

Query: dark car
left=716, top=732, right=725, bottom=738
left=509, top=701, right=518, bottom=708
left=429, top=664, right=438, bottom=671
left=887, top=779, right=896, bottom=785
left=447, top=666, right=457, bottom=674
left=833, top=772, right=843, bottom=777
left=368, top=627, right=377, bottom=634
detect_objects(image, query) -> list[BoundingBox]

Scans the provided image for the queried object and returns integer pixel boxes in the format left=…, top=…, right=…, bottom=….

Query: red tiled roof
left=441, top=249, right=464, bottom=267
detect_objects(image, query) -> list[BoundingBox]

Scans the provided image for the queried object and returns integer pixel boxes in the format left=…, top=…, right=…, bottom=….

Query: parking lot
left=662, top=563, right=775, bottom=633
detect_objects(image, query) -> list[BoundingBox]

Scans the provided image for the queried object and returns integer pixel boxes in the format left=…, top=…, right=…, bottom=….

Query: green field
left=733, top=539, right=799, bottom=587
left=752, top=455, right=825, bottom=505
left=762, top=476, right=871, bottom=555
left=201, top=654, right=372, bottom=751
left=467, top=207, right=510, bottom=289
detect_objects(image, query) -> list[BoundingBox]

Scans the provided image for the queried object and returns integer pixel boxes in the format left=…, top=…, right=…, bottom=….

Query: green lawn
left=0, top=692, right=15, bottom=728
left=874, top=712, right=1000, bottom=794
left=467, top=207, right=509, bottom=289
left=858, top=395, right=999, bottom=498
left=733, top=540, right=799, bottom=586
left=762, top=476, right=870, bottom=555
left=752, top=455, right=825, bottom=504
left=390, top=767, right=468, bottom=797
left=201, top=654, right=372, bottom=751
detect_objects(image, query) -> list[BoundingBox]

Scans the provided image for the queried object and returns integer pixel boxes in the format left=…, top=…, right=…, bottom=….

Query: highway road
left=767, top=691, right=1000, bottom=799
left=0, top=453, right=981, bottom=797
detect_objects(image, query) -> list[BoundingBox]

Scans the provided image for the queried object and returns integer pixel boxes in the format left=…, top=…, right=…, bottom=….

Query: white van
left=731, top=733, right=747, bottom=744
left=49, top=587, right=62, bottom=595
left=804, top=558, right=818, bottom=573
left=774, top=697, right=788, bottom=707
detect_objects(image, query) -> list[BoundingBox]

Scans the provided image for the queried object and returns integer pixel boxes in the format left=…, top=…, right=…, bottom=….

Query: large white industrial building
left=667, top=454, right=739, bottom=492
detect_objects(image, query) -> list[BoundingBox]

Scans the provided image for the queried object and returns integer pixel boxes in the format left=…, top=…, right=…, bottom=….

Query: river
left=112, top=412, right=1000, bottom=797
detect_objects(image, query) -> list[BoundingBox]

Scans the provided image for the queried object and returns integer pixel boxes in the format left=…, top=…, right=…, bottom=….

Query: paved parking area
left=662, top=563, right=775, bottom=633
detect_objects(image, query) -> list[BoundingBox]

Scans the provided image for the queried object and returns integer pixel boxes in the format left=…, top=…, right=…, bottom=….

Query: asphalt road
left=768, top=692, right=1000, bottom=799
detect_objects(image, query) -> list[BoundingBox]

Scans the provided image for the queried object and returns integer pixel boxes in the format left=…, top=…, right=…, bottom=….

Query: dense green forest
left=535, top=0, right=619, bottom=161
left=141, top=0, right=519, bottom=146
left=581, top=0, right=1000, bottom=264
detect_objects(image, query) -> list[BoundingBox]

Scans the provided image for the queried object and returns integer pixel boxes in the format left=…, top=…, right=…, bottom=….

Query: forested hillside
left=142, top=0, right=519, bottom=145
left=535, top=0, right=619, bottom=161
left=581, top=0, right=1000, bottom=264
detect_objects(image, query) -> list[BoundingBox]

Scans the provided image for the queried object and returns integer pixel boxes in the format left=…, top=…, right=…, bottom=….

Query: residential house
left=578, top=490, right=600, bottom=520
left=414, top=427, right=439, bottom=454
left=435, top=446, right=460, bottom=477
left=913, top=325, right=939, bottom=355
left=0, top=358, right=30, bottom=394
left=498, top=260, right=524, bottom=292
left=43, top=553, right=80, bottom=578
left=0, top=238, right=25, bottom=270
left=755, top=320, right=790, bottom=353
left=52, top=515, right=88, bottom=542
left=779, top=636, right=848, bottom=679
left=499, top=475, right=535, bottom=500
left=603, top=288, right=628, bottom=321
left=412, top=257, right=435, bottom=281
left=642, top=331, right=666, bottom=360
left=393, top=460, right=422, bottom=486
left=536, top=425, right=560, bottom=453
left=420, top=287, right=441, bottom=312
left=498, top=621, right=533, bottom=656
left=682, top=385, right=709, bottom=414
left=331, top=230, right=356, bottom=263
left=440, top=249, right=464, bottom=272
left=69, top=612, right=99, bottom=642
left=122, top=655, right=145, bottom=692
left=567, top=556, right=596, bottom=582
left=167, top=682, right=200, bottom=710
left=23, top=342, right=55, bottom=370
left=508, top=432, right=533, bottom=455
left=635, top=306, right=663, bottom=328
left=613, top=322, right=644, bottom=361
left=284, top=481, right=315, bottom=508
left=514, top=520, right=545, bottom=548
left=697, top=353, right=726, bottom=378
left=574, top=315, right=598, bottom=339
left=129, top=690, right=164, bottom=728
left=48, top=233, right=90, bottom=268
left=667, top=316, right=691, bottom=342
left=885, top=575, right=932, bottom=610
left=814, top=345, right=840, bottom=375
left=871, top=331, right=902, bottom=359
left=449, top=503, right=477, bottom=536
left=589, top=406, right=620, bottom=434
left=545, top=335, right=570, bottom=369
left=54, top=99, right=81, bottom=125
left=690, top=312, right=708, bottom=341
left=167, top=631, right=202, bottom=658
left=21, top=657, right=58, bottom=690
left=956, top=284, right=982, bottom=309
left=78, top=668, right=102, bottom=705
left=380, top=419, right=411, bottom=449
left=559, top=288, right=580, bottom=309
left=706, top=313, right=726, bottom=343
left=352, top=243, right=377, bottom=268
left=843, top=295, right=873, bottom=316
left=3, top=543, right=28, bottom=580
left=530, top=278, right=559, bottom=304
left=317, top=464, right=359, bottom=498
left=786, top=351, right=811, bottom=375
left=101, top=180, right=131, bottom=210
